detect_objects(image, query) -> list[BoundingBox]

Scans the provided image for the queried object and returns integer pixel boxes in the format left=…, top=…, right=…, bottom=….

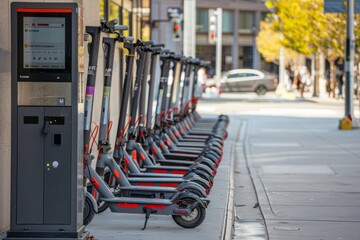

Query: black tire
left=255, top=85, right=267, bottom=95
left=172, top=198, right=206, bottom=228
left=97, top=200, right=108, bottom=214
left=83, top=195, right=96, bottom=226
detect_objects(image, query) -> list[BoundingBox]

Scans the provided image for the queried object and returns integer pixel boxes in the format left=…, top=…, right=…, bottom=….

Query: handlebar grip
left=114, top=25, right=129, bottom=31
left=124, top=36, right=134, bottom=42
left=106, top=19, right=119, bottom=28
left=150, top=46, right=163, bottom=52
left=153, top=44, right=165, bottom=48
left=142, top=40, right=153, bottom=46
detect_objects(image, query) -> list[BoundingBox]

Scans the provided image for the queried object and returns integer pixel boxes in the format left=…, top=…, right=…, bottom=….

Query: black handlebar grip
left=142, top=40, right=154, bottom=46
left=160, top=49, right=170, bottom=53
left=153, top=43, right=165, bottom=48
left=150, top=46, right=162, bottom=52
left=106, top=19, right=119, bottom=28
left=114, top=25, right=129, bottom=31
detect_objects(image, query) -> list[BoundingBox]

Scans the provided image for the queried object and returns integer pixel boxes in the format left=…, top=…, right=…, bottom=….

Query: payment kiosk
left=6, top=2, right=87, bottom=239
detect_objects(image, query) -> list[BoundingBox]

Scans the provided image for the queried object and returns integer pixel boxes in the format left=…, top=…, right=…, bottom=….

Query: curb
left=220, top=119, right=241, bottom=240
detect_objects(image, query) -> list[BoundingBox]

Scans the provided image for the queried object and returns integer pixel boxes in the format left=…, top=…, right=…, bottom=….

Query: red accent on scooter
left=138, top=183, right=155, bottom=186
left=140, top=153, right=146, bottom=160
left=172, top=170, right=187, bottom=175
left=174, top=209, right=188, bottom=214
left=118, top=203, right=139, bottom=209
left=113, top=169, right=120, bottom=179
left=153, top=169, right=168, bottom=173
left=160, top=183, right=178, bottom=187
left=91, top=177, right=100, bottom=188
left=144, top=204, right=166, bottom=209
left=152, top=147, right=157, bottom=154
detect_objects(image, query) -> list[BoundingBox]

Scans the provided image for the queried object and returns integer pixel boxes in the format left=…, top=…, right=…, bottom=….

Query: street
left=200, top=92, right=360, bottom=240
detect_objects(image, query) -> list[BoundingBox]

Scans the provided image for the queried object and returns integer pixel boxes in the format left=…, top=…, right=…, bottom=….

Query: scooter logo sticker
left=88, top=66, right=96, bottom=76
left=104, top=68, right=112, bottom=77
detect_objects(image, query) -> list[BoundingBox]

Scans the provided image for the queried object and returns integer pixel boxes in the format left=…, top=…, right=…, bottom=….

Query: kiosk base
left=4, top=230, right=89, bottom=240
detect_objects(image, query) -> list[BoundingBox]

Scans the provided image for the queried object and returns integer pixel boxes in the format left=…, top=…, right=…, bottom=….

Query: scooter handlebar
left=142, top=40, right=154, bottom=46
left=123, top=36, right=134, bottom=42
left=114, top=25, right=129, bottom=31
left=105, top=19, right=119, bottom=29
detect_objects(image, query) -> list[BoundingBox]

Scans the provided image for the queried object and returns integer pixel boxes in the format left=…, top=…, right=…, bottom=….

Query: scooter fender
left=176, top=181, right=208, bottom=198
left=195, top=156, right=217, bottom=170
left=184, top=169, right=212, bottom=182
left=173, top=191, right=210, bottom=209
left=85, top=191, right=98, bottom=213
left=189, top=162, right=214, bottom=176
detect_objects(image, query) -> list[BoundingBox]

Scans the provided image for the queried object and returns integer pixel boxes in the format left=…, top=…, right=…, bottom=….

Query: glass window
left=228, top=73, right=240, bottom=79
left=239, top=11, right=255, bottom=33
left=196, top=8, right=209, bottom=32
left=222, top=10, right=233, bottom=33
left=245, top=73, right=258, bottom=77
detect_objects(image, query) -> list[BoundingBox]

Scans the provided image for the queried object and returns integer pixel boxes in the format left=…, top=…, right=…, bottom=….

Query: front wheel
left=83, top=195, right=96, bottom=226
left=172, top=198, right=206, bottom=228
left=255, top=85, right=267, bottom=95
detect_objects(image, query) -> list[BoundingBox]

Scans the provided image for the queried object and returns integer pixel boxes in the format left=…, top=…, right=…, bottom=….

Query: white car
left=205, top=69, right=278, bottom=95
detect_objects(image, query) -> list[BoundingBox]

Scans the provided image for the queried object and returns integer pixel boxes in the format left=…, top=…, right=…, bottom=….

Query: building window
left=222, top=10, right=233, bottom=33
left=238, top=46, right=253, bottom=68
left=196, top=8, right=209, bottom=32
left=239, top=11, right=255, bottom=33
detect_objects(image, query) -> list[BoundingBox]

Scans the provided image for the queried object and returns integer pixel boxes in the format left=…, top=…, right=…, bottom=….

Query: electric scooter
left=82, top=20, right=209, bottom=230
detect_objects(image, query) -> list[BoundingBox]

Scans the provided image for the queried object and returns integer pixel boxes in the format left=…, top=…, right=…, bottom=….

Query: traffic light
left=208, top=9, right=217, bottom=44
left=172, top=18, right=182, bottom=41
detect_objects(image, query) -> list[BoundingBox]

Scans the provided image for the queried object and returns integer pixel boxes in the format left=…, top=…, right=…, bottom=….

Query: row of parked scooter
left=82, top=19, right=229, bottom=230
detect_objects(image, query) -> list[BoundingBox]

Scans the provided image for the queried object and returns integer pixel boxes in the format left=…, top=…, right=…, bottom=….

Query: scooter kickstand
left=141, top=208, right=157, bottom=230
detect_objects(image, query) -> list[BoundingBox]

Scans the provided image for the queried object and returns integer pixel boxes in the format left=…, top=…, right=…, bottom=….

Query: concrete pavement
left=233, top=113, right=360, bottom=240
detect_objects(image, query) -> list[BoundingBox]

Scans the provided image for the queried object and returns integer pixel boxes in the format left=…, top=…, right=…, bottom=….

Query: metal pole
left=183, top=0, right=196, bottom=57
left=215, top=8, right=222, bottom=94
left=345, top=0, right=354, bottom=118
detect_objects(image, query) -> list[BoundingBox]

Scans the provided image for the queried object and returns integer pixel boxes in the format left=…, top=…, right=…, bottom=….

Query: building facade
left=196, top=0, right=277, bottom=74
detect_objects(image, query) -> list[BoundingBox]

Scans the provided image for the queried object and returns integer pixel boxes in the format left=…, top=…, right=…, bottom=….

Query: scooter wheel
left=83, top=195, right=96, bottom=226
left=97, top=200, right=109, bottom=214
left=172, top=198, right=206, bottom=228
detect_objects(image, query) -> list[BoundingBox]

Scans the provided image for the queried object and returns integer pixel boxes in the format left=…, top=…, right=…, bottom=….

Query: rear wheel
left=172, top=198, right=206, bottom=228
left=255, top=85, right=267, bottom=95
left=83, top=195, right=95, bottom=226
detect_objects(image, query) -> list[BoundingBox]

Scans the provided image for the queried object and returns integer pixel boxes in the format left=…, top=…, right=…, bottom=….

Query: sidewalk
left=86, top=116, right=238, bottom=240
left=234, top=114, right=360, bottom=239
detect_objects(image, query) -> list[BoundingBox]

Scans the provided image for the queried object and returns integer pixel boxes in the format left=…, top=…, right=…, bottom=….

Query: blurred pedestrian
left=336, top=67, right=344, bottom=99
left=325, top=70, right=331, bottom=97
left=285, top=65, right=294, bottom=91
left=300, top=66, right=310, bottom=98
